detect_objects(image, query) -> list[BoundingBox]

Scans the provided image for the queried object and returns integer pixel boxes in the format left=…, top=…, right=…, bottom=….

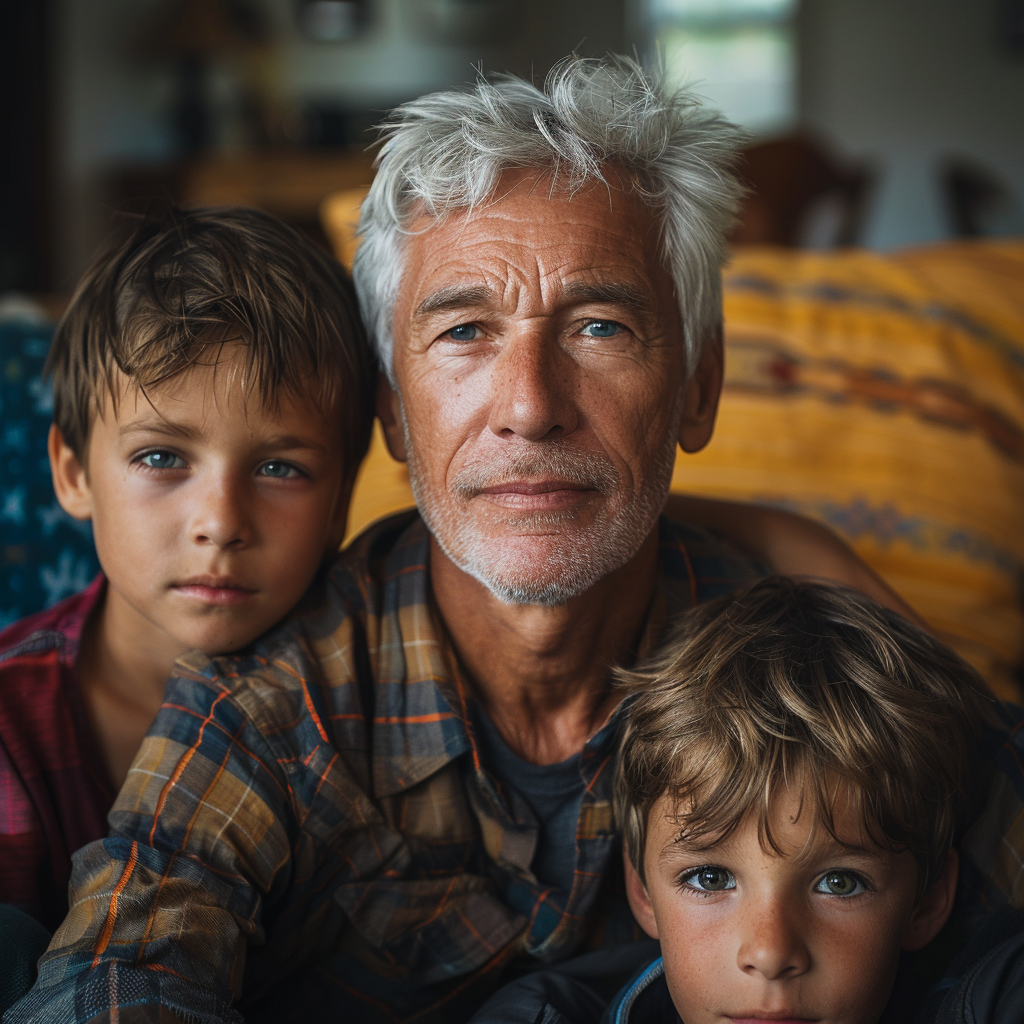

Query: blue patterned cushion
left=0, top=319, right=99, bottom=628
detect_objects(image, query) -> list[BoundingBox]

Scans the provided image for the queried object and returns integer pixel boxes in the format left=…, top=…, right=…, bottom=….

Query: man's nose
left=735, top=899, right=811, bottom=981
left=190, top=474, right=251, bottom=550
left=486, top=329, right=579, bottom=442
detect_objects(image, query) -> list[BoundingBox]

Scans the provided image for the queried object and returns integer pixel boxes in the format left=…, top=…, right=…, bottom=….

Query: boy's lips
left=729, top=1016, right=819, bottom=1023
left=172, top=576, right=257, bottom=605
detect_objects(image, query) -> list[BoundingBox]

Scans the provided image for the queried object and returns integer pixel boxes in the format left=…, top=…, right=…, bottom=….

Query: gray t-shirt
left=473, top=707, right=616, bottom=897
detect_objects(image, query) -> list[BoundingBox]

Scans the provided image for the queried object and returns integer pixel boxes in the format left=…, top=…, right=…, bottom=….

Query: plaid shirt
left=11, top=514, right=1024, bottom=1024
left=9, top=513, right=763, bottom=1024
left=0, top=576, right=114, bottom=929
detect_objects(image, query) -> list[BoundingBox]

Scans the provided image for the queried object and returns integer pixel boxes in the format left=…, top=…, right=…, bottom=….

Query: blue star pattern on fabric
left=1, top=319, right=99, bottom=627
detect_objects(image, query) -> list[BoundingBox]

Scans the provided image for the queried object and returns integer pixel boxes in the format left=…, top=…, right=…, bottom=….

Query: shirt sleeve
left=4, top=646, right=387, bottom=1024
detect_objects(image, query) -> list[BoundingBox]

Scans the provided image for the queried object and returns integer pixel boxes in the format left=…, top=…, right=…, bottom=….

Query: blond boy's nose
left=736, top=902, right=811, bottom=981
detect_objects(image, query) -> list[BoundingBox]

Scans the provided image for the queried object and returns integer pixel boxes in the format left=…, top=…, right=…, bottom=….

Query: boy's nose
left=736, top=900, right=811, bottom=981
left=191, top=478, right=251, bottom=549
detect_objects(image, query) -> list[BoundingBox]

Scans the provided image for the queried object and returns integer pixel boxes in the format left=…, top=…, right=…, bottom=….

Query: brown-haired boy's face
left=624, top=784, right=957, bottom=1024
left=51, top=344, right=351, bottom=657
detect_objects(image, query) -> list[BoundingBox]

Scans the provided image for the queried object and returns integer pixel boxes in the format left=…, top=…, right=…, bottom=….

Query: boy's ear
left=48, top=424, right=93, bottom=521
left=677, top=325, right=723, bottom=454
left=624, top=849, right=660, bottom=940
left=902, top=849, right=958, bottom=952
left=376, top=377, right=407, bottom=464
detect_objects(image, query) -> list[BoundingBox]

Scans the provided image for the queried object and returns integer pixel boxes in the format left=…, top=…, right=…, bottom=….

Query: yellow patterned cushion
left=337, top=215, right=1024, bottom=697
left=677, top=241, right=1024, bottom=698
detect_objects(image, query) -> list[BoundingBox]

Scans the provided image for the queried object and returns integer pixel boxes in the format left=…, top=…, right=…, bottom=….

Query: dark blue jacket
left=468, top=909, right=1024, bottom=1024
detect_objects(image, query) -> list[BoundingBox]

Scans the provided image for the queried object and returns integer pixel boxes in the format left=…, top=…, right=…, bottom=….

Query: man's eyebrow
left=413, top=285, right=493, bottom=320
left=563, top=282, right=656, bottom=319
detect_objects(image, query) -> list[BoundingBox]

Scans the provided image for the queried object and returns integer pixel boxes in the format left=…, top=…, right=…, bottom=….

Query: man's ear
left=376, top=376, right=407, bottom=464
left=624, top=849, right=660, bottom=940
left=902, top=849, right=958, bottom=952
left=678, top=325, right=724, bottom=454
left=48, top=424, right=93, bottom=521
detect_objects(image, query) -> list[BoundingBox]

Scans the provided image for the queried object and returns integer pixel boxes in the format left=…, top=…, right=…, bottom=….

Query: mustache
left=449, top=442, right=620, bottom=499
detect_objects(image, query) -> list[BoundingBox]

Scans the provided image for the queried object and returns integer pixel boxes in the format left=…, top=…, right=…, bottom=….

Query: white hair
left=353, top=54, right=746, bottom=381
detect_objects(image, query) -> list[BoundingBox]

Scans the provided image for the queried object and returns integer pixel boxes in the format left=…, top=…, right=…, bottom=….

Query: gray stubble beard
left=401, top=401, right=683, bottom=607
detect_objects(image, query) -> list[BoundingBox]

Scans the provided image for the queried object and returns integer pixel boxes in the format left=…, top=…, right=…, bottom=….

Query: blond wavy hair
left=615, top=576, right=991, bottom=893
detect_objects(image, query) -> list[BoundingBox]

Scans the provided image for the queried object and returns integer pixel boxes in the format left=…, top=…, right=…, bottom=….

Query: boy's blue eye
left=140, top=451, right=186, bottom=470
left=581, top=320, right=623, bottom=338
left=815, top=870, right=866, bottom=897
left=447, top=324, right=479, bottom=342
left=259, top=461, right=298, bottom=479
left=681, top=865, right=736, bottom=892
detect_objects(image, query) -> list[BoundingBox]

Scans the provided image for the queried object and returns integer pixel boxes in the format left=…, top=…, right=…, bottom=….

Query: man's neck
left=78, top=590, right=188, bottom=788
left=430, top=527, right=661, bottom=766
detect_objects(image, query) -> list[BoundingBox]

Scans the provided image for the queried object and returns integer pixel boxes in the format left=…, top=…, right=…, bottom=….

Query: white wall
left=799, top=0, right=1024, bottom=249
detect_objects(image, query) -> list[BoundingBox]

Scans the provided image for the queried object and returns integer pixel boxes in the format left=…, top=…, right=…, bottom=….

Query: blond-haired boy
left=470, top=576, right=1008, bottom=1024
left=616, top=575, right=990, bottom=1024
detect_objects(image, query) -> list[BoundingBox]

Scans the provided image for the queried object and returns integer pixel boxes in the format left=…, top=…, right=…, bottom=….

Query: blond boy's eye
left=140, top=450, right=186, bottom=470
left=681, top=866, right=735, bottom=892
left=815, top=870, right=867, bottom=897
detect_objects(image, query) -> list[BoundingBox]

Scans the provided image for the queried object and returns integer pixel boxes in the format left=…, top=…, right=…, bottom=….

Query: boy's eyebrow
left=118, top=421, right=330, bottom=454
left=118, top=420, right=203, bottom=443
left=260, top=434, right=331, bottom=454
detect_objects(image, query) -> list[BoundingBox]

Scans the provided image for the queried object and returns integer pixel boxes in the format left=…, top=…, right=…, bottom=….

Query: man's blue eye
left=815, top=871, right=866, bottom=897
left=448, top=324, right=479, bottom=341
left=582, top=320, right=622, bottom=338
left=681, top=866, right=735, bottom=892
left=140, top=451, right=185, bottom=469
left=260, top=462, right=297, bottom=479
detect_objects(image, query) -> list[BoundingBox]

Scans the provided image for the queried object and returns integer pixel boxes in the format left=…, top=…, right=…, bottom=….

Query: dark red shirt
left=0, top=576, right=113, bottom=929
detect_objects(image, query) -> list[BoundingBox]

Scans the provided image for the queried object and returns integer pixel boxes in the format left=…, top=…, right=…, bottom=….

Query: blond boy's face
left=625, top=785, right=956, bottom=1024
left=54, top=345, right=351, bottom=657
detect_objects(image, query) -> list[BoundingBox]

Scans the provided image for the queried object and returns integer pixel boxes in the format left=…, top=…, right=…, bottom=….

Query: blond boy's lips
left=172, top=575, right=257, bottom=605
left=728, top=1016, right=819, bottom=1023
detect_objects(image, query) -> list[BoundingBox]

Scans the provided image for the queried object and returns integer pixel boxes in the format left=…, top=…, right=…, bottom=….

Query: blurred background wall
left=2, top=0, right=1022, bottom=293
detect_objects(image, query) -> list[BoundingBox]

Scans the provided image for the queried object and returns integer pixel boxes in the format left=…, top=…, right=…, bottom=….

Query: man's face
left=55, top=344, right=351, bottom=656
left=627, top=786, right=952, bottom=1024
left=381, top=169, right=719, bottom=605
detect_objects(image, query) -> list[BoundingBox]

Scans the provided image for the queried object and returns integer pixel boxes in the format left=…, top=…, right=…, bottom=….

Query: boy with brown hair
left=0, top=204, right=376, bottom=930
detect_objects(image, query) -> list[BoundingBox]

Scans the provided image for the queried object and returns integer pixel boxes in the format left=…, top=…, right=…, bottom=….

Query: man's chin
left=444, top=529, right=644, bottom=607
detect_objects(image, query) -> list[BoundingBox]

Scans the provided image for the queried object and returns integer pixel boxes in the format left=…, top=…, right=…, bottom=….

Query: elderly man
left=15, top=57, right=1016, bottom=1024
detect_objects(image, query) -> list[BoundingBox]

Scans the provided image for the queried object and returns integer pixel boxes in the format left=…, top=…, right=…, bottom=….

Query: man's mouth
left=172, top=576, right=258, bottom=605
left=476, top=479, right=596, bottom=510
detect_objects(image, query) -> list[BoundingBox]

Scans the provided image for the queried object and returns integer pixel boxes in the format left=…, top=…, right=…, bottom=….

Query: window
left=646, top=0, right=798, bottom=134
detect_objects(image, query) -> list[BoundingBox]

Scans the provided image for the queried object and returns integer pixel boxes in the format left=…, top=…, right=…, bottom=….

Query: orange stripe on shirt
left=91, top=840, right=139, bottom=967
left=148, top=691, right=230, bottom=847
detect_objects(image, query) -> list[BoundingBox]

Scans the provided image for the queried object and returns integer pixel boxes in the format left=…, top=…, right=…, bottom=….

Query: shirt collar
left=369, top=515, right=697, bottom=798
